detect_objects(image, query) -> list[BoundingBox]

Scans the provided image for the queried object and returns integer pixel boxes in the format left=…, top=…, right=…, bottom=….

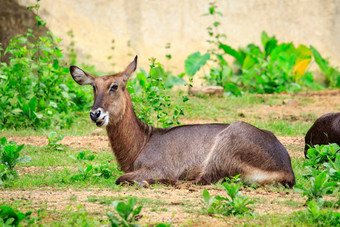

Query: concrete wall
left=16, top=0, right=340, bottom=75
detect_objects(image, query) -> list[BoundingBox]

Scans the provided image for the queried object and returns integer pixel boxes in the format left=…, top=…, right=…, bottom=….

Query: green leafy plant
left=311, top=45, right=340, bottom=88
left=217, top=181, right=254, bottom=216
left=323, top=155, right=340, bottom=182
left=185, top=52, right=210, bottom=78
left=201, top=189, right=217, bottom=214
left=294, top=171, right=337, bottom=204
left=305, top=143, right=340, bottom=169
left=201, top=179, right=253, bottom=216
left=184, top=2, right=339, bottom=95
left=69, top=150, right=95, bottom=162
left=0, top=164, right=10, bottom=186
left=0, top=1, right=92, bottom=129
left=128, top=58, right=187, bottom=127
left=0, top=206, right=31, bottom=226
left=0, top=137, right=32, bottom=185
left=46, top=132, right=64, bottom=151
left=93, top=162, right=120, bottom=179
left=107, top=197, right=142, bottom=227
left=294, top=200, right=340, bottom=226
left=70, top=164, right=93, bottom=181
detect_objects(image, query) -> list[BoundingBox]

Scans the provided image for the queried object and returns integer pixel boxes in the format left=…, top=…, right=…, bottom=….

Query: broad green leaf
left=219, top=43, right=244, bottom=65
left=0, top=206, right=26, bottom=226
left=242, top=55, right=257, bottom=70
left=261, top=31, right=277, bottom=56
left=106, top=212, right=120, bottom=227
left=132, top=205, right=142, bottom=217
left=184, top=52, right=210, bottom=77
left=28, top=97, right=37, bottom=113
left=296, top=44, right=312, bottom=59
left=216, top=54, right=227, bottom=65
left=164, top=76, right=186, bottom=89
left=0, top=137, right=7, bottom=145
left=116, top=202, right=131, bottom=220
left=310, top=45, right=328, bottom=73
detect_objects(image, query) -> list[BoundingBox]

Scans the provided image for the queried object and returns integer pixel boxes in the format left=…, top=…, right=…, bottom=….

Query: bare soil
left=0, top=186, right=306, bottom=226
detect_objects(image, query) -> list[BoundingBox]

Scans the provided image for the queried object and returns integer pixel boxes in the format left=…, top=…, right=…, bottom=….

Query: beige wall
left=17, top=0, right=340, bottom=76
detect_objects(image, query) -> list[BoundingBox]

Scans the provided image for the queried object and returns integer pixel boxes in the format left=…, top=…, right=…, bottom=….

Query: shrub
left=0, top=206, right=31, bottom=226
left=201, top=178, right=253, bottom=216
left=323, top=155, right=340, bottom=182
left=0, top=137, right=31, bottom=185
left=305, top=143, right=340, bottom=169
left=0, top=4, right=91, bottom=129
left=127, top=58, right=187, bottom=128
left=294, top=171, right=337, bottom=204
left=107, top=197, right=142, bottom=227
left=184, top=1, right=339, bottom=95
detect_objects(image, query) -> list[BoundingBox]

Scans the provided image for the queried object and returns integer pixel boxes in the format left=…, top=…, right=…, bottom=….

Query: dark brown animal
left=304, top=113, right=340, bottom=157
left=69, top=56, right=296, bottom=187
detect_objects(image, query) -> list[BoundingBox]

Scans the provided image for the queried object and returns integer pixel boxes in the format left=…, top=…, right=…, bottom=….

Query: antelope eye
left=110, top=83, right=118, bottom=92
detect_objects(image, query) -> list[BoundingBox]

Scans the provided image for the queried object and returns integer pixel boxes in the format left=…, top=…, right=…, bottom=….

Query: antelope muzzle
left=89, top=108, right=109, bottom=127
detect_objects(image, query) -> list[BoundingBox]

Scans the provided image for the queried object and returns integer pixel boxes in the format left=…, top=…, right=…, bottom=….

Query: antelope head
left=69, top=56, right=137, bottom=127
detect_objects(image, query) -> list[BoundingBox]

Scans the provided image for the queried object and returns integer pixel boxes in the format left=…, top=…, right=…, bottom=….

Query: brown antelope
left=69, top=56, right=296, bottom=187
left=304, top=113, right=340, bottom=157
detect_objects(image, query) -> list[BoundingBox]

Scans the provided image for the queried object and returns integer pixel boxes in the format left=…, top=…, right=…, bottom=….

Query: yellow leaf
left=293, top=58, right=311, bottom=80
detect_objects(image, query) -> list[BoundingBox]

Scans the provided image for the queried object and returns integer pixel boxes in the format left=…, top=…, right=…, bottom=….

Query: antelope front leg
left=115, top=168, right=176, bottom=186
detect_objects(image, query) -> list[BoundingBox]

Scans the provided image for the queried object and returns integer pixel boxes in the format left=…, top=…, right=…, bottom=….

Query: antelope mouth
left=95, top=115, right=108, bottom=127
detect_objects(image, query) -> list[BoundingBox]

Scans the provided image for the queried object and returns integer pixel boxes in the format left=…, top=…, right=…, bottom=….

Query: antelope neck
left=106, top=97, right=152, bottom=172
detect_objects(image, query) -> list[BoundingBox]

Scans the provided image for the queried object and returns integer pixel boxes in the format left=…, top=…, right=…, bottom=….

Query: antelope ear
left=121, top=55, right=138, bottom=84
left=69, top=66, right=95, bottom=85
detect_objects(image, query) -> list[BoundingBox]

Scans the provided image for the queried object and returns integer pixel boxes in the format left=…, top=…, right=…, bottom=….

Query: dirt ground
left=2, top=90, right=340, bottom=225
left=0, top=186, right=306, bottom=226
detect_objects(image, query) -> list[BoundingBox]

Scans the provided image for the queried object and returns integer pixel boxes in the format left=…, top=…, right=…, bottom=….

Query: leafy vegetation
left=0, top=206, right=30, bottom=226
left=305, top=143, right=340, bottom=169
left=295, top=144, right=339, bottom=204
left=107, top=197, right=142, bottom=227
left=69, top=151, right=122, bottom=182
left=0, top=3, right=91, bottom=130
left=0, top=137, right=31, bottom=186
left=201, top=176, right=253, bottom=216
left=294, top=201, right=340, bottom=226
left=294, top=171, right=337, bottom=204
left=46, top=131, right=64, bottom=151
left=1, top=1, right=340, bottom=226
left=184, top=2, right=339, bottom=96
left=128, top=58, right=187, bottom=127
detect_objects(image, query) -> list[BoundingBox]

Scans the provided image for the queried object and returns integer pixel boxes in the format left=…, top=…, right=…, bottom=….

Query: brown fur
left=70, top=56, right=296, bottom=187
left=304, top=113, right=340, bottom=157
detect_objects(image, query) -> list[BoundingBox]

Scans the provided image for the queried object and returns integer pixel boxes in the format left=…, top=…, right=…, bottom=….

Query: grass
left=1, top=92, right=315, bottom=138
left=1, top=92, right=339, bottom=226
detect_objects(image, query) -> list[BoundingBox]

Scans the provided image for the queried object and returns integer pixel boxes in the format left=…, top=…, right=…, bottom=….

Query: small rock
left=283, top=99, right=300, bottom=106
left=188, top=86, right=224, bottom=97
left=91, top=128, right=105, bottom=136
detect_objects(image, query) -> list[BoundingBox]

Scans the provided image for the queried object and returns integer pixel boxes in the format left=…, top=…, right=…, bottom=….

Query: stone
left=283, top=99, right=300, bottom=106
left=188, top=86, right=224, bottom=97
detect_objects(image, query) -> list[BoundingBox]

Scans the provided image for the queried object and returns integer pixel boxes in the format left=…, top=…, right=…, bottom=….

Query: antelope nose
left=90, top=109, right=101, bottom=121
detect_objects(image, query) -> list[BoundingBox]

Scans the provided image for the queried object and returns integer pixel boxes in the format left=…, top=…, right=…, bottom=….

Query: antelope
left=70, top=56, right=296, bottom=187
left=304, top=113, right=340, bottom=157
